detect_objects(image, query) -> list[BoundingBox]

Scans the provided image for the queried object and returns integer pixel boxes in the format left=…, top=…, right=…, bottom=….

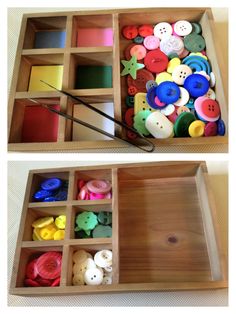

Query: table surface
left=7, top=7, right=228, bottom=153
left=8, top=161, right=228, bottom=306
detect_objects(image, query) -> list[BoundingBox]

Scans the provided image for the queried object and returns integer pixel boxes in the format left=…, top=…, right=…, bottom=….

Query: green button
left=174, top=112, right=196, bottom=137
left=125, top=96, right=134, bottom=108
left=75, top=211, right=98, bottom=231
left=191, top=22, right=202, bottom=34
left=133, top=110, right=151, bottom=136
left=92, top=225, right=112, bottom=238
left=75, top=229, right=90, bottom=239
left=184, top=33, right=206, bottom=52
left=97, top=212, right=112, bottom=225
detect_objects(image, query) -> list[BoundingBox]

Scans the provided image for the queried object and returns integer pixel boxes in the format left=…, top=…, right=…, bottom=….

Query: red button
left=204, top=122, right=217, bottom=136
left=126, top=130, right=137, bottom=139
left=144, top=49, right=168, bottom=73
left=125, top=108, right=135, bottom=126
left=124, top=43, right=137, bottom=60
left=128, top=85, right=138, bottom=96
left=36, top=252, right=62, bottom=280
left=201, top=99, right=220, bottom=118
left=138, top=24, right=154, bottom=37
left=127, top=69, right=154, bottom=92
left=122, top=25, right=138, bottom=39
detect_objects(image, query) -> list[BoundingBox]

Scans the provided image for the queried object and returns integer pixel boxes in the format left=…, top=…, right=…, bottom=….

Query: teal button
left=98, top=212, right=112, bottom=225
left=93, top=225, right=112, bottom=238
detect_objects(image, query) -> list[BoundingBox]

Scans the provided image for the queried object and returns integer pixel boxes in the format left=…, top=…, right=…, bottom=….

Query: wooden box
left=8, top=8, right=228, bottom=152
left=9, top=161, right=227, bottom=296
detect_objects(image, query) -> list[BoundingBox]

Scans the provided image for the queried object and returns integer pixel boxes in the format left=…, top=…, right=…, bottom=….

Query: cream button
left=104, top=265, right=113, bottom=273
left=145, top=111, right=174, bottom=138
left=177, top=106, right=190, bottom=115
left=210, top=72, right=216, bottom=87
left=72, top=250, right=87, bottom=264
left=102, top=276, right=112, bottom=285
left=72, top=273, right=84, bottom=286
left=84, top=268, right=103, bottom=285
left=73, top=257, right=97, bottom=274
left=172, top=64, right=192, bottom=85
left=205, top=88, right=216, bottom=100
left=94, top=250, right=112, bottom=268
left=160, top=104, right=175, bottom=116
left=174, top=87, right=189, bottom=106
left=154, top=22, right=172, bottom=39
left=174, top=20, right=192, bottom=36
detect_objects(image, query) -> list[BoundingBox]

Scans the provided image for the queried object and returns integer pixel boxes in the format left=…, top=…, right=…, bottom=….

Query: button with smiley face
left=172, top=64, right=192, bottom=85
left=154, top=22, right=172, bottom=39
left=145, top=111, right=174, bottom=138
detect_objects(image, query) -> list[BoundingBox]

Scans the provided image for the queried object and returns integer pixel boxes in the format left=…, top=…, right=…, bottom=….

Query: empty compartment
left=117, top=162, right=215, bottom=283
left=72, top=15, right=113, bottom=47
left=29, top=171, right=69, bottom=203
left=66, top=244, right=113, bottom=286
left=16, top=54, right=64, bottom=92
left=9, top=98, right=60, bottom=143
left=71, top=204, right=112, bottom=239
left=14, top=246, right=63, bottom=288
left=23, top=206, right=67, bottom=241
left=69, top=53, right=113, bottom=89
left=73, top=169, right=112, bottom=200
left=23, top=16, right=67, bottom=49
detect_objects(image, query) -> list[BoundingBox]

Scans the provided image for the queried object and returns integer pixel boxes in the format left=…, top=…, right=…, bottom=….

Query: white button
left=174, top=20, right=192, bottom=36
left=102, top=276, right=112, bottom=285
left=160, top=35, right=184, bottom=56
left=160, top=104, right=175, bottom=116
left=174, top=87, right=189, bottom=106
left=84, top=268, right=103, bottom=285
left=72, top=250, right=87, bottom=264
left=205, top=88, right=216, bottom=100
left=104, top=265, right=113, bottom=273
left=94, top=250, right=112, bottom=268
left=72, top=273, right=85, bottom=286
left=154, top=22, right=172, bottom=39
left=210, top=72, right=216, bottom=87
left=172, top=64, right=192, bottom=85
left=145, top=111, right=174, bottom=138
left=73, top=257, right=97, bottom=275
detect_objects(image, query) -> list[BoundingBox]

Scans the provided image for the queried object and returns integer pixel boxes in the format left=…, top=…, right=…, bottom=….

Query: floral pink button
left=130, top=44, right=147, bottom=60
left=143, top=35, right=160, bottom=50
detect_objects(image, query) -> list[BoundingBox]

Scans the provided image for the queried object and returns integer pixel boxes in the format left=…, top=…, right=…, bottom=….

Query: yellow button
left=32, top=216, right=54, bottom=228
left=55, top=215, right=66, bottom=229
left=39, top=223, right=58, bottom=240
left=189, top=52, right=208, bottom=60
left=134, top=92, right=155, bottom=115
left=167, top=57, right=181, bottom=74
left=32, top=228, right=43, bottom=241
left=188, top=120, right=205, bottom=137
left=54, top=230, right=65, bottom=240
left=155, top=72, right=173, bottom=85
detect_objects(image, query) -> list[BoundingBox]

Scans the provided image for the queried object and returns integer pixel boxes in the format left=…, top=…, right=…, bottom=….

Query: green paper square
left=75, top=65, right=112, bottom=89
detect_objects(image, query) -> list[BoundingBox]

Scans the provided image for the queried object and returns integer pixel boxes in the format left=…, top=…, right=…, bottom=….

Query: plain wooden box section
left=8, top=8, right=228, bottom=152
left=9, top=161, right=227, bottom=296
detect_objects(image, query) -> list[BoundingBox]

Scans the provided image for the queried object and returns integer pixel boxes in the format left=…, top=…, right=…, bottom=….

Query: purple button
left=204, top=122, right=217, bottom=137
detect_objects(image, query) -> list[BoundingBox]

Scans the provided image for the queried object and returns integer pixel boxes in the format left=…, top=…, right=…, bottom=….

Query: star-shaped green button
left=121, top=56, right=145, bottom=79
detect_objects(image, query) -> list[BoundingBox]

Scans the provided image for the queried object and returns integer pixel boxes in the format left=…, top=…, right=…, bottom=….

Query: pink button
left=154, top=96, right=166, bottom=108
left=86, top=180, right=111, bottom=194
left=195, top=96, right=220, bottom=122
left=143, top=35, right=160, bottom=50
left=130, top=44, right=147, bottom=60
left=90, top=192, right=106, bottom=200
left=178, top=48, right=189, bottom=59
left=204, top=122, right=217, bottom=136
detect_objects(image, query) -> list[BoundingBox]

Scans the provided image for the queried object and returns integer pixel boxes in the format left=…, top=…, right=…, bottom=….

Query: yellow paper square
left=28, top=65, right=63, bottom=91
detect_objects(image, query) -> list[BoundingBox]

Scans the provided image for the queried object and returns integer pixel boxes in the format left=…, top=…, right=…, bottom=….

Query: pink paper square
left=77, top=28, right=113, bottom=47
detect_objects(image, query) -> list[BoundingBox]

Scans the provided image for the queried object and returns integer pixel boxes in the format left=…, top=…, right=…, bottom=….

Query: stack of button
left=75, top=211, right=112, bottom=238
left=32, top=215, right=66, bottom=241
left=33, top=178, right=68, bottom=202
left=121, top=20, right=225, bottom=139
left=77, top=179, right=112, bottom=200
left=72, top=249, right=112, bottom=286
left=24, top=251, right=62, bottom=287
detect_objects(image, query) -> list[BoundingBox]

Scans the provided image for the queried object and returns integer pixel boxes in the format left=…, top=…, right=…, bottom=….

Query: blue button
left=182, top=55, right=211, bottom=75
left=41, top=178, right=62, bottom=191
left=146, top=86, right=158, bottom=109
left=156, top=81, right=180, bottom=104
left=146, top=80, right=157, bottom=91
left=54, top=190, right=68, bottom=201
left=34, top=189, right=53, bottom=201
left=184, top=74, right=209, bottom=98
left=43, top=196, right=57, bottom=202
left=133, top=35, right=144, bottom=44
left=217, top=119, right=225, bottom=136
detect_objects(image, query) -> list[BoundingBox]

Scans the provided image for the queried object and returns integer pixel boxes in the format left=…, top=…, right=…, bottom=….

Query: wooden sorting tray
left=8, top=8, right=228, bottom=152
left=9, top=161, right=227, bottom=296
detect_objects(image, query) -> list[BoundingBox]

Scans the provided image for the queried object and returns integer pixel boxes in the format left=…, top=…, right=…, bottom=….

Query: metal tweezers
left=28, top=80, right=155, bottom=152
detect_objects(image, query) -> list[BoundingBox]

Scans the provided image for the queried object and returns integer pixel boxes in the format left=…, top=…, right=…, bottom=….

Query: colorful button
left=160, top=35, right=184, bottom=56
left=75, top=211, right=98, bottom=231
left=94, top=250, right=112, bottom=268
left=127, top=69, right=154, bottom=92
left=145, top=111, right=174, bottom=138
left=93, top=225, right=112, bottom=238
left=36, top=252, right=62, bottom=280
left=204, top=122, right=217, bottom=136
left=32, top=216, right=54, bottom=228
left=134, top=92, right=154, bottom=114
left=41, top=178, right=62, bottom=191
left=188, top=120, right=205, bottom=137
left=144, top=49, right=168, bottom=73
left=155, top=72, right=173, bottom=85
left=138, top=24, right=154, bottom=37
left=143, top=35, right=160, bottom=50
left=167, top=108, right=178, bottom=123
left=177, top=106, right=190, bottom=115
left=174, top=20, right=192, bottom=36
left=182, top=55, right=211, bottom=75
left=174, top=87, right=189, bottom=107
left=184, top=33, right=206, bottom=52
left=154, top=22, right=172, bottom=39
left=55, top=215, right=66, bottom=229
left=122, top=25, right=138, bottom=39
left=201, top=98, right=220, bottom=121
left=130, top=44, right=147, bottom=60
left=146, top=80, right=157, bottom=91
left=190, top=52, right=208, bottom=60
left=156, top=81, right=180, bottom=104
left=133, top=110, right=151, bottom=136
left=84, top=268, right=104, bottom=285
left=146, top=86, right=162, bottom=109
left=217, top=119, right=225, bottom=135
left=125, top=108, right=135, bottom=126
left=167, top=57, right=181, bottom=74
left=86, top=180, right=111, bottom=194
left=154, top=95, right=166, bottom=108
left=121, top=55, right=145, bottom=79
left=97, top=212, right=112, bottom=225
left=184, top=74, right=210, bottom=97
left=172, top=64, right=192, bottom=85
left=174, top=112, right=196, bottom=137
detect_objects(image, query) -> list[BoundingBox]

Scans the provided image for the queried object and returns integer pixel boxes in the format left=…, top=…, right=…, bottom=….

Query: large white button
left=174, top=87, right=189, bottom=106
left=172, top=64, right=192, bottom=85
left=160, top=104, right=175, bottom=116
left=145, top=111, right=174, bottom=138
left=94, top=250, right=112, bottom=268
left=84, top=268, right=103, bottom=285
left=73, top=257, right=97, bottom=275
left=154, top=22, right=172, bottom=39
left=102, top=276, right=112, bottom=285
left=72, top=250, right=87, bottom=264
left=72, top=273, right=84, bottom=286
left=174, top=20, right=192, bottom=36
left=160, top=35, right=184, bottom=56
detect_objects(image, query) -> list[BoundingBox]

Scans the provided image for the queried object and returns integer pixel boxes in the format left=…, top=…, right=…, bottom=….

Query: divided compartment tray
left=9, top=161, right=227, bottom=296
left=8, top=8, right=228, bottom=152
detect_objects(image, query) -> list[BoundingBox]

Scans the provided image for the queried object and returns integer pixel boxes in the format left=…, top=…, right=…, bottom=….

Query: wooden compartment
left=8, top=8, right=228, bottom=152
left=9, top=162, right=227, bottom=296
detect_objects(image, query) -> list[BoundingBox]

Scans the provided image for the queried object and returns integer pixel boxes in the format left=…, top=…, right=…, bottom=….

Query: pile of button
left=121, top=21, right=225, bottom=139
left=33, top=178, right=68, bottom=202
left=75, top=211, right=112, bottom=238
left=24, top=251, right=62, bottom=287
left=32, top=215, right=66, bottom=241
left=76, top=179, right=112, bottom=200
left=72, top=249, right=112, bottom=286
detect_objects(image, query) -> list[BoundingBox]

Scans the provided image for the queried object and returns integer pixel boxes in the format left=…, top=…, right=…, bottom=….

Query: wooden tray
left=8, top=8, right=228, bottom=152
left=9, top=161, right=227, bottom=296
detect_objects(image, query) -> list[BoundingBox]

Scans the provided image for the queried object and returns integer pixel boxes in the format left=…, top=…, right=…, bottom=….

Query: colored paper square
left=75, top=66, right=112, bottom=89
left=28, top=65, right=63, bottom=91
left=34, top=31, right=66, bottom=48
left=72, top=103, right=114, bottom=141
left=77, top=28, right=113, bottom=47
left=21, top=105, right=60, bottom=142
